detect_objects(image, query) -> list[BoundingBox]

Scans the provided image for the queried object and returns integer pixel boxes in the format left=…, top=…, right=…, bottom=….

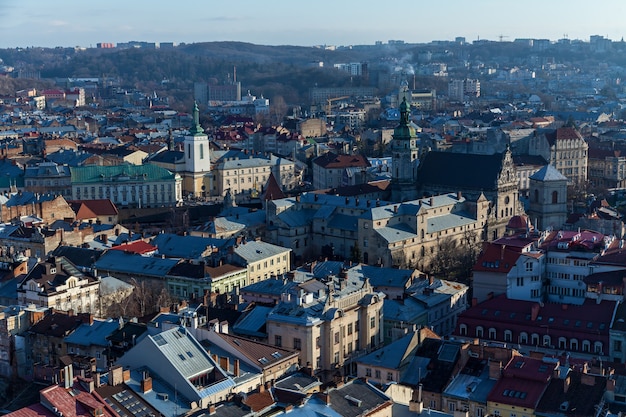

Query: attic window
left=258, top=357, right=269, bottom=364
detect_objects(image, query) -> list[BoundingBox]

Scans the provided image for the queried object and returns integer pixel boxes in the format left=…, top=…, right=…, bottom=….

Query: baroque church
left=390, top=97, right=524, bottom=241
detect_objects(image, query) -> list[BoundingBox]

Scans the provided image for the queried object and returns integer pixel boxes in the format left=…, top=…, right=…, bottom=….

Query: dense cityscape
left=1, top=34, right=626, bottom=416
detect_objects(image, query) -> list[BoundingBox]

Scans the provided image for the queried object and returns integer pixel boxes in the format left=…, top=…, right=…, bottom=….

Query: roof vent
left=560, top=401, right=569, bottom=411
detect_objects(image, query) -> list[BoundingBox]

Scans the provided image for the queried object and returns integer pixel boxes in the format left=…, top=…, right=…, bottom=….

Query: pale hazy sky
left=0, top=0, right=624, bottom=48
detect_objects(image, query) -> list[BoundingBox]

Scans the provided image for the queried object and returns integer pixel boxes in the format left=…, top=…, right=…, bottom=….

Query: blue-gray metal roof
left=375, top=223, right=418, bottom=244
left=64, top=319, right=120, bottom=347
left=233, top=240, right=290, bottom=264
left=357, top=332, right=416, bottom=369
left=151, top=233, right=231, bottom=259
left=94, top=250, right=179, bottom=277
left=426, top=211, right=476, bottom=234
left=232, top=306, right=273, bottom=338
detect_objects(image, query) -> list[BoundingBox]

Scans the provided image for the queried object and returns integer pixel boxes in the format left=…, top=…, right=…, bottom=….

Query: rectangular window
left=347, top=323, right=353, bottom=335
left=334, top=332, right=340, bottom=344
left=370, top=317, right=376, bottom=329
left=387, top=372, right=393, bottom=381
left=375, top=370, right=381, bottom=379
left=366, top=368, right=372, bottom=377
left=200, top=144, right=204, bottom=159
left=293, top=338, right=301, bottom=350
left=275, top=335, right=282, bottom=347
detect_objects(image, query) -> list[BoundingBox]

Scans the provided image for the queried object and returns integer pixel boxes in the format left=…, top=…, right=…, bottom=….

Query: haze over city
left=1, top=0, right=625, bottom=48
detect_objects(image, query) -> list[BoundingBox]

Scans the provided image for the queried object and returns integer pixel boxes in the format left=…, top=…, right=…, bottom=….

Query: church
left=391, top=97, right=524, bottom=241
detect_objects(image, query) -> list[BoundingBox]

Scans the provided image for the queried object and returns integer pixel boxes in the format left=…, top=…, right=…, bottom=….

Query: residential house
left=534, top=367, right=607, bottom=417
left=231, top=239, right=291, bottom=285
left=28, top=310, right=91, bottom=379
left=64, top=317, right=119, bottom=371
left=17, top=256, right=100, bottom=315
left=1, top=191, right=75, bottom=224
left=455, top=295, right=615, bottom=358
left=67, top=199, right=119, bottom=224
left=266, top=272, right=384, bottom=380
left=487, top=356, right=555, bottom=417
left=312, top=152, right=370, bottom=190
left=116, top=326, right=236, bottom=408
left=442, top=357, right=498, bottom=417
left=528, top=127, right=588, bottom=186
left=23, top=161, right=72, bottom=198
left=204, top=329, right=300, bottom=387
left=356, top=330, right=422, bottom=386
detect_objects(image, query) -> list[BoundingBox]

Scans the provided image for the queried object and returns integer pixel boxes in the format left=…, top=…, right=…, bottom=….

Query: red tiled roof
left=313, top=152, right=370, bottom=169
left=3, top=404, right=56, bottom=417
left=110, top=240, right=156, bottom=255
left=39, top=383, right=116, bottom=417
left=68, top=199, right=119, bottom=218
left=473, top=242, right=524, bottom=273
left=244, top=390, right=275, bottom=412
left=262, top=172, right=285, bottom=201
left=488, top=375, right=548, bottom=409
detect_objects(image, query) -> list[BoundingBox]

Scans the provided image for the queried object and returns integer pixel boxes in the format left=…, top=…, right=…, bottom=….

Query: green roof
left=70, top=164, right=176, bottom=184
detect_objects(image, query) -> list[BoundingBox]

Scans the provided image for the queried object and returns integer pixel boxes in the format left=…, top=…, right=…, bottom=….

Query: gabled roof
left=212, top=332, right=298, bottom=370
left=68, top=199, right=119, bottom=218
left=529, top=165, right=568, bottom=182
left=417, top=151, right=505, bottom=191
left=110, top=240, right=157, bottom=255
left=262, top=172, right=285, bottom=201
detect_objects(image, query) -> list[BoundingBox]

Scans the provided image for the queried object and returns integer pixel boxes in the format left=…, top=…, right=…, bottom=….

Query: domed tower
left=527, top=164, right=568, bottom=230
left=391, top=97, right=419, bottom=202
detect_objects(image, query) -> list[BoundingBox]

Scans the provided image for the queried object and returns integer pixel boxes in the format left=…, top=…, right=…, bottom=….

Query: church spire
left=189, top=101, right=204, bottom=136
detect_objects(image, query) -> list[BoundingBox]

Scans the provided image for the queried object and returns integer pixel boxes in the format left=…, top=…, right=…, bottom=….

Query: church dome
left=507, top=215, right=531, bottom=232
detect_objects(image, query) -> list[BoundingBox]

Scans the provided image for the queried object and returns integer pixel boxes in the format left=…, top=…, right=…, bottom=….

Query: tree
left=351, top=243, right=362, bottom=264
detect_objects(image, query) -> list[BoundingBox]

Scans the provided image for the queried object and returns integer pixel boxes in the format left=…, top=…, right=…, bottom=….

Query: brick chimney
left=531, top=303, right=541, bottom=321
left=141, top=376, right=152, bottom=393
left=220, top=356, right=230, bottom=372
left=489, top=360, right=502, bottom=380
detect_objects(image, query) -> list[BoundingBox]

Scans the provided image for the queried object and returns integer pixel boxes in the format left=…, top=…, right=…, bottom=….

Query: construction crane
left=326, top=96, right=350, bottom=116
left=498, top=34, right=509, bottom=42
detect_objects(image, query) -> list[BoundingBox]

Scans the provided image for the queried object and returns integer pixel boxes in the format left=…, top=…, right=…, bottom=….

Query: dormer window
left=50, top=267, right=56, bottom=274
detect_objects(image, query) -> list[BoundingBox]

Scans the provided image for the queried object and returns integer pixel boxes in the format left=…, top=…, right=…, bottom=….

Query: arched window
left=421, top=229, right=425, bottom=239
left=582, top=340, right=591, bottom=352
left=570, top=338, right=579, bottom=351
left=459, top=324, right=468, bottom=336
left=531, top=333, right=540, bottom=346
left=594, top=341, right=603, bottom=354
left=488, top=328, right=497, bottom=340
left=504, top=330, right=513, bottom=342
left=519, top=332, right=528, bottom=344
left=558, top=337, right=567, bottom=350
left=476, top=326, right=484, bottom=338
left=543, top=335, right=551, bottom=347
left=552, top=191, right=558, bottom=204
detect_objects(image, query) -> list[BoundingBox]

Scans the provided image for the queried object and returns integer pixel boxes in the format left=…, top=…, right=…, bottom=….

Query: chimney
left=457, top=191, right=462, bottom=200
left=428, top=275, right=434, bottom=286
left=234, top=359, right=240, bottom=377
left=607, top=378, right=616, bottom=392
left=208, top=404, right=216, bottom=415
left=430, top=197, right=434, bottom=206
left=393, top=205, right=398, bottom=213
left=94, top=371, right=102, bottom=388
left=531, top=303, right=541, bottom=321
left=123, top=368, right=131, bottom=383
left=489, top=360, right=502, bottom=380
left=409, top=384, right=424, bottom=413
left=141, top=376, right=153, bottom=393
left=220, top=356, right=230, bottom=372
left=563, top=375, right=571, bottom=394
left=472, top=297, right=478, bottom=307
left=259, top=382, right=265, bottom=393
left=319, top=391, right=331, bottom=405
left=109, top=365, right=123, bottom=386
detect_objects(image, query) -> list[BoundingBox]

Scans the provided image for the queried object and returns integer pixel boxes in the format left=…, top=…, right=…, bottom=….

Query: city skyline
left=0, top=0, right=625, bottom=49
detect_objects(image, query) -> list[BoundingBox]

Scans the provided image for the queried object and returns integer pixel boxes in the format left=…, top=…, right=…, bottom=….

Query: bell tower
left=391, top=97, right=419, bottom=202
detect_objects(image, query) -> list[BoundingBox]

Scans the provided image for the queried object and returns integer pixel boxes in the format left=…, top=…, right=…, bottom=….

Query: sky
left=0, top=0, right=625, bottom=48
